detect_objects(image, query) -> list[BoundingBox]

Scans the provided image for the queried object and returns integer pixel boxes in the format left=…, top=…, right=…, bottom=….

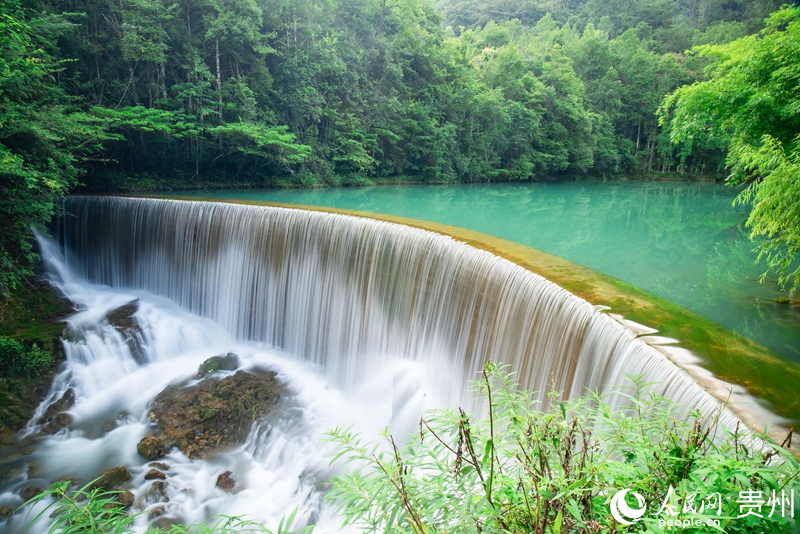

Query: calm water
left=166, top=182, right=800, bottom=363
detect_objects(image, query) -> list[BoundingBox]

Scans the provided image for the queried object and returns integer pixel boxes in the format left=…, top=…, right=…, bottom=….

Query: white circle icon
left=610, top=489, right=647, bottom=525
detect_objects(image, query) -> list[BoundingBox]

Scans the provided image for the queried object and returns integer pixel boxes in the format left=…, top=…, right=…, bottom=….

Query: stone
left=19, top=486, right=43, bottom=501
left=137, top=435, right=166, bottom=460
left=141, top=481, right=169, bottom=504
left=144, top=469, right=166, bottom=481
left=215, top=471, right=236, bottom=492
left=197, top=353, right=240, bottom=377
left=0, top=506, right=13, bottom=521
left=90, top=466, right=131, bottom=491
left=148, top=505, right=166, bottom=519
left=149, top=462, right=170, bottom=471
left=117, top=490, right=134, bottom=507
left=102, top=418, right=118, bottom=433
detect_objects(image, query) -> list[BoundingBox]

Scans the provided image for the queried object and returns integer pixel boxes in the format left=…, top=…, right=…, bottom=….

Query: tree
left=660, top=6, right=800, bottom=293
left=0, top=1, right=108, bottom=295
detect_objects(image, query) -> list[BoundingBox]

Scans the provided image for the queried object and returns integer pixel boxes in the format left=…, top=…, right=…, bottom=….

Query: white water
left=0, top=196, right=751, bottom=531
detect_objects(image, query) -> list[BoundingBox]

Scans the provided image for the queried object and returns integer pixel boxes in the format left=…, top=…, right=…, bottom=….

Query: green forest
left=1, top=0, right=799, bottom=294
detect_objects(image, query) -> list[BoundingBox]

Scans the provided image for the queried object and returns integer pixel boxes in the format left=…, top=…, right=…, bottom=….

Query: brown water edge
left=149, top=195, right=800, bottom=448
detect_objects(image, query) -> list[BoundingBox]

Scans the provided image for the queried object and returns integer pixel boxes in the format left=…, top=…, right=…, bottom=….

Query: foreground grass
left=18, top=365, right=800, bottom=533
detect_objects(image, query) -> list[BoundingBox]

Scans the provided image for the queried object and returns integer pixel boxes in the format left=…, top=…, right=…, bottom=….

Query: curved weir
left=56, top=196, right=741, bottom=425
left=2, top=194, right=770, bottom=531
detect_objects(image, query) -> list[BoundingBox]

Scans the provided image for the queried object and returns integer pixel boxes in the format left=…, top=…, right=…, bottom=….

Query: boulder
left=0, top=506, right=13, bottom=521
left=149, top=368, right=287, bottom=459
left=137, top=435, right=166, bottom=460
left=19, top=486, right=42, bottom=501
left=117, top=490, right=135, bottom=508
left=144, top=469, right=166, bottom=481
left=90, top=466, right=131, bottom=491
left=149, top=462, right=169, bottom=471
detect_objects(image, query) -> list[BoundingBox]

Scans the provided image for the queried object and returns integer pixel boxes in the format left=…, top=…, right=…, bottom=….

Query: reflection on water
left=167, top=182, right=800, bottom=363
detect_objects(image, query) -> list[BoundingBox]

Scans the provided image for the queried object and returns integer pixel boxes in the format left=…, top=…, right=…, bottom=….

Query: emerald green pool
left=167, top=182, right=800, bottom=364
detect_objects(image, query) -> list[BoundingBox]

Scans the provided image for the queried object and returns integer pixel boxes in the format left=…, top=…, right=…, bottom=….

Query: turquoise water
left=166, top=182, right=800, bottom=363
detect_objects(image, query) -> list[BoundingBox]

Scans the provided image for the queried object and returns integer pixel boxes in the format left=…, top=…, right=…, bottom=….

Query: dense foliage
left=1, top=0, right=799, bottom=292
left=328, top=365, right=800, bottom=533
left=18, top=0, right=790, bottom=191
left=0, top=0, right=110, bottom=296
left=662, top=6, right=800, bottom=294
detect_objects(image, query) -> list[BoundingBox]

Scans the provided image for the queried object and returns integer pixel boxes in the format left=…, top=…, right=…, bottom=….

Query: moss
left=0, top=280, right=71, bottom=344
left=150, top=368, right=287, bottom=459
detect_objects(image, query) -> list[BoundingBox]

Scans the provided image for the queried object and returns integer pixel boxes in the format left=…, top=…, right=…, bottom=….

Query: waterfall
left=0, top=195, right=748, bottom=532
left=56, top=196, right=739, bottom=421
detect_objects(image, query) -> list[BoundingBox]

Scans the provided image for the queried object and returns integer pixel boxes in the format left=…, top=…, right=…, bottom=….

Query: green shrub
left=20, top=481, right=312, bottom=533
left=22, top=480, right=136, bottom=533
left=0, top=338, right=55, bottom=378
left=327, top=363, right=800, bottom=533
left=23, top=343, right=55, bottom=378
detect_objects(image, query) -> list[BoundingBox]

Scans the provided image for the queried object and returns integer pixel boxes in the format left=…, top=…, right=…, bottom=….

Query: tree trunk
left=636, top=120, right=641, bottom=154
left=216, top=38, right=222, bottom=118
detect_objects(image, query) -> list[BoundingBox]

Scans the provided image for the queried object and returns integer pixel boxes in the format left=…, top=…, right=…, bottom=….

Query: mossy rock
left=197, top=353, right=240, bottom=377
left=90, top=466, right=131, bottom=491
left=137, top=435, right=166, bottom=460
left=149, top=368, right=287, bottom=459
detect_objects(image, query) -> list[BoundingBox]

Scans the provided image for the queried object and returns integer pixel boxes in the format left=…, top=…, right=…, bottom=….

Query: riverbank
left=0, top=279, right=71, bottom=435
left=80, top=170, right=724, bottom=193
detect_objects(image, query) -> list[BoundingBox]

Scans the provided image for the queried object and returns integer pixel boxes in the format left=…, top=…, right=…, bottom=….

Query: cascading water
left=0, top=196, right=750, bottom=531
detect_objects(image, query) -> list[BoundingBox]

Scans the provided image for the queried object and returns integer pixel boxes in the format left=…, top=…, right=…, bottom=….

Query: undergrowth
left=16, top=363, right=800, bottom=533
left=326, top=363, right=799, bottom=533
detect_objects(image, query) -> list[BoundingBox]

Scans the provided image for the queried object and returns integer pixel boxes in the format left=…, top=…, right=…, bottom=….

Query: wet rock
left=102, top=419, right=118, bottom=433
left=0, top=506, right=13, bottom=521
left=216, top=471, right=236, bottom=492
left=19, top=486, right=43, bottom=501
left=117, top=490, right=134, bottom=508
left=148, top=505, right=166, bottom=519
left=149, top=462, right=170, bottom=471
left=141, top=481, right=169, bottom=504
left=90, top=466, right=131, bottom=491
left=144, top=469, right=166, bottom=481
left=104, top=300, right=146, bottom=364
left=137, top=435, right=166, bottom=460
left=39, top=389, right=75, bottom=434
left=197, top=353, right=240, bottom=377
left=149, top=369, right=287, bottom=459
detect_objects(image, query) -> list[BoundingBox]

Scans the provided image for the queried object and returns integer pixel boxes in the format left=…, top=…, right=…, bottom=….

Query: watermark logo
left=610, top=489, right=647, bottom=525
left=609, top=486, right=795, bottom=529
